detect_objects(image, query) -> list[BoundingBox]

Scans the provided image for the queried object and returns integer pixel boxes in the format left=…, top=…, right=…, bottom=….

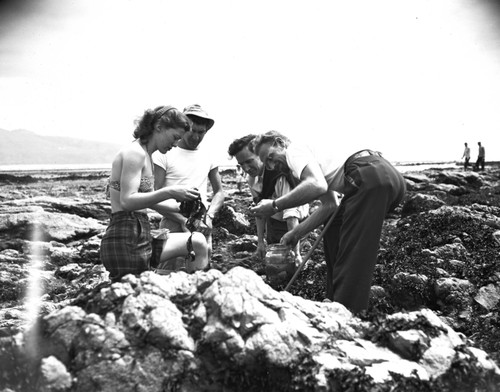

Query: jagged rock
left=369, top=285, right=387, bottom=301
left=386, top=329, right=430, bottom=360
left=493, top=230, right=500, bottom=245
left=0, top=241, right=86, bottom=304
left=0, top=245, right=108, bottom=333
left=2, top=164, right=500, bottom=391
left=48, top=247, right=81, bottom=266
left=37, top=356, right=72, bottom=392
left=75, top=234, right=102, bottom=264
left=0, top=249, right=28, bottom=264
left=402, top=193, right=446, bottom=216
left=434, top=277, right=475, bottom=311
left=214, top=204, right=252, bottom=235
left=228, top=234, right=258, bottom=253
left=55, top=264, right=84, bottom=280
left=1, top=268, right=498, bottom=392
left=431, top=242, right=469, bottom=260
left=0, top=306, right=25, bottom=333
left=474, top=283, right=500, bottom=311
left=389, top=272, right=430, bottom=309
left=404, top=178, right=427, bottom=192
left=404, top=172, right=431, bottom=183
left=470, top=203, right=500, bottom=216
left=0, top=189, right=29, bottom=201
left=435, top=170, right=483, bottom=188
left=430, top=205, right=500, bottom=229
left=0, top=209, right=105, bottom=243
left=443, top=259, right=466, bottom=275
left=435, top=267, right=451, bottom=277
left=427, top=182, right=464, bottom=195
left=1, top=196, right=111, bottom=220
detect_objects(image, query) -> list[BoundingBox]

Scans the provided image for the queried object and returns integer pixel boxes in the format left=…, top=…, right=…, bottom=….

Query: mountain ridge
left=0, top=128, right=122, bottom=165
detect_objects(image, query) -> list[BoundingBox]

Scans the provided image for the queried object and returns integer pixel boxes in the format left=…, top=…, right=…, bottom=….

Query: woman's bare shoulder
left=120, top=141, right=146, bottom=161
left=110, top=142, right=144, bottom=174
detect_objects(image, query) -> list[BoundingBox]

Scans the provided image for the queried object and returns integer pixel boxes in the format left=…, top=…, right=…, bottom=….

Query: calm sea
left=0, top=163, right=112, bottom=173
left=0, top=161, right=459, bottom=174
left=392, top=161, right=459, bottom=173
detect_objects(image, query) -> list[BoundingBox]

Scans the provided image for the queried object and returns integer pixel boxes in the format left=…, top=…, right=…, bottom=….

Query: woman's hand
left=165, top=186, right=200, bottom=202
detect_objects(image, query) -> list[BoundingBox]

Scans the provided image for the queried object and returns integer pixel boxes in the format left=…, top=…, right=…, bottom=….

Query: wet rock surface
left=0, top=165, right=500, bottom=391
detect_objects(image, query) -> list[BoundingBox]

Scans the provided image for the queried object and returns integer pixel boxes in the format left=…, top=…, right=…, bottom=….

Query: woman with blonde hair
left=100, top=105, right=209, bottom=281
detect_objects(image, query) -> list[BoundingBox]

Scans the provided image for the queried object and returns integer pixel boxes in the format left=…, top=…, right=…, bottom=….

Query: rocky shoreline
left=0, top=165, right=499, bottom=391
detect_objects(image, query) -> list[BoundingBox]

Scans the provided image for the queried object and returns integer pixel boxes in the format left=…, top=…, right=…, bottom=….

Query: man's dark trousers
left=323, top=154, right=406, bottom=312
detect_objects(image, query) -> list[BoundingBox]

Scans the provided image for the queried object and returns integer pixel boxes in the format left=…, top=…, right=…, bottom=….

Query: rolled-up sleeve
left=274, top=176, right=309, bottom=221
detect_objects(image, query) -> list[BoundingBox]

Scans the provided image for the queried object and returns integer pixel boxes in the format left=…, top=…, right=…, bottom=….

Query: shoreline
left=2, top=161, right=499, bottom=177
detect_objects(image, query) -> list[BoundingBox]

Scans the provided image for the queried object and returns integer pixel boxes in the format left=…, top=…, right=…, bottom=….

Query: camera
left=180, top=195, right=204, bottom=219
left=179, top=190, right=207, bottom=233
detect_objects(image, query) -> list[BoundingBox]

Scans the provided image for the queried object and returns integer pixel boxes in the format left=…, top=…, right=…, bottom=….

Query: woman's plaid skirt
left=100, top=211, right=152, bottom=281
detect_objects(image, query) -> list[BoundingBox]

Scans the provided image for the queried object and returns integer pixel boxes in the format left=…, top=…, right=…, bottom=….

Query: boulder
left=404, top=172, right=431, bottom=183
left=2, top=267, right=497, bottom=391
left=0, top=209, right=105, bottom=243
left=434, top=277, right=475, bottom=312
left=1, top=196, right=111, bottom=220
left=402, top=193, right=446, bottom=216
left=474, top=283, right=500, bottom=311
left=213, top=204, right=252, bottom=235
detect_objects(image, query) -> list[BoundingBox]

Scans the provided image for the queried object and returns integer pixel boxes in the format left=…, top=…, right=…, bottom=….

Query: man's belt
left=344, top=149, right=382, bottom=170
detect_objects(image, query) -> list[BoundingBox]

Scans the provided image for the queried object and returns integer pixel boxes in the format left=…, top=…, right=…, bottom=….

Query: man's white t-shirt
left=152, top=145, right=217, bottom=206
left=285, top=144, right=345, bottom=193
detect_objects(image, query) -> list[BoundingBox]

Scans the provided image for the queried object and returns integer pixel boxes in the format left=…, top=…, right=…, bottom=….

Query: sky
left=1, top=0, right=500, bottom=165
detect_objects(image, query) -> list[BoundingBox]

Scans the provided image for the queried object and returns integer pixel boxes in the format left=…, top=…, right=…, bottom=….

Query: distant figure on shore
left=462, top=142, right=470, bottom=171
left=249, top=131, right=406, bottom=313
left=152, top=104, right=224, bottom=259
left=228, top=134, right=308, bottom=265
left=475, top=142, right=485, bottom=171
left=235, top=165, right=247, bottom=192
left=100, top=105, right=208, bottom=282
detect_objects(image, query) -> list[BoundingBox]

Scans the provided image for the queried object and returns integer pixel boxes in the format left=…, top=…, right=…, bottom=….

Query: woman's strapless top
left=106, top=176, right=154, bottom=198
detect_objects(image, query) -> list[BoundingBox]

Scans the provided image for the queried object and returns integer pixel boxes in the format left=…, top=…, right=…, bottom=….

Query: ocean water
left=392, top=161, right=459, bottom=173
left=0, top=161, right=459, bottom=174
left=0, top=163, right=112, bottom=172
left=220, top=161, right=460, bottom=174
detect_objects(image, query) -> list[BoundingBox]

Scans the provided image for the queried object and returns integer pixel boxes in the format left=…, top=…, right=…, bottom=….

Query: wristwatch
left=206, top=212, right=215, bottom=220
left=272, top=200, right=280, bottom=212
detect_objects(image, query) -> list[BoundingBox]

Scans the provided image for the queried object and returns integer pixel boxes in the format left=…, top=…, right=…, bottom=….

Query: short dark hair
left=228, top=134, right=256, bottom=157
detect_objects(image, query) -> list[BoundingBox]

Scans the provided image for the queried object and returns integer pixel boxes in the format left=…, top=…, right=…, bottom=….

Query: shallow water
left=0, top=161, right=458, bottom=174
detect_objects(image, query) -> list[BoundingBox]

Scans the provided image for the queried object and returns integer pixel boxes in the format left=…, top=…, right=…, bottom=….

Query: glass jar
left=265, top=244, right=296, bottom=283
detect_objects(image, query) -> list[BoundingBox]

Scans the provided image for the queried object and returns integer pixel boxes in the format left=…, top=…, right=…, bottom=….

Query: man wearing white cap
left=153, top=104, right=225, bottom=257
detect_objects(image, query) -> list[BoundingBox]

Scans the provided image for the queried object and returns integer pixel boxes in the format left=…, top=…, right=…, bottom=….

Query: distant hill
left=0, top=129, right=122, bottom=165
